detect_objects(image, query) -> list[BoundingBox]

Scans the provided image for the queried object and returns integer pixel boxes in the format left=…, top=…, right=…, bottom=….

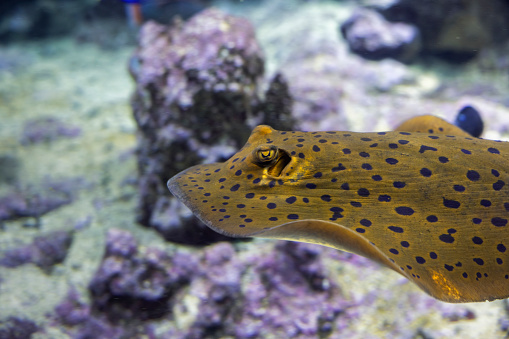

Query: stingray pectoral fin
left=255, top=219, right=401, bottom=273
left=254, top=220, right=507, bottom=303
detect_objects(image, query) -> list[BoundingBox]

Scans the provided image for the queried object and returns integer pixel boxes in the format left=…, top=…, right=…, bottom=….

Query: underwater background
left=2, top=0, right=509, bottom=338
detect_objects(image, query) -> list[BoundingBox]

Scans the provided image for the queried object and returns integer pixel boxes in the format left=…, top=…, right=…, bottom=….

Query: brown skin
left=168, top=117, right=509, bottom=303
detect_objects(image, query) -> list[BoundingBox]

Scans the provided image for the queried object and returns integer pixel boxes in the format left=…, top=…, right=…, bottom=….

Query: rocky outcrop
left=342, top=0, right=509, bottom=62
left=341, top=9, right=421, bottom=62
left=130, top=9, right=294, bottom=244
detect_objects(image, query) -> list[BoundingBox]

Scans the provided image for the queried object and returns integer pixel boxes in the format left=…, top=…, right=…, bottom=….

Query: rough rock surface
left=372, top=0, right=509, bottom=61
left=88, top=229, right=196, bottom=322
left=0, top=181, right=76, bottom=227
left=54, top=229, right=356, bottom=338
left=131, top=8, right=294, bottom=244
left=52, top=228, right=481, bottom=338
left=0, top=230, right=73, bottom=272
left=0, top=317, right=40, bottom=339
left=340, top=9, right=421, bottom=62
left=258, top=73, right=296, bottom=131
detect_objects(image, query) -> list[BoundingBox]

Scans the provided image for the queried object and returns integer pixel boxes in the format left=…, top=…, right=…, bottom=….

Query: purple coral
left=0, top=179, right=77, bottom=227
left=230, top=242, right=354, bottom=338
left=54, top=289, right=91, bottom=327
left=132, top=8, right=264, bottom=144
left=55, top=229, right=359, bottom=338
left=0, top=317, right=40, bottom=339
left=0, top=230, right=74, bottom=271
left=51, top=228, right=485, bottom=337
left=88, top=229, right=196, bottom=322
left=174, top=242, right=356, bottom=338
left=20, top=116, right=81, bottom=145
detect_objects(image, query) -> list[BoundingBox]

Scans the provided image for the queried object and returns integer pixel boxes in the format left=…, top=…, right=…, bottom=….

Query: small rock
left=20, top=116, right=81, bottom=145
left=0, top=180, right=76, bottom=227
left=375, top=0, right=509, bottom=61
left=54, top=289, right=90, bottom=326
left=340, top=9, right=421, bottom=62
left=0, top=317, right=39, bottom=339
left=0, top=230, right=74, bottom=272
left=89, top=229, right=196, bottom=322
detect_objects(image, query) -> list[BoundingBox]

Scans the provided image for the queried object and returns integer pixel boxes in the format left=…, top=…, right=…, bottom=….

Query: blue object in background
left=455, top=105, right=484, bottom=138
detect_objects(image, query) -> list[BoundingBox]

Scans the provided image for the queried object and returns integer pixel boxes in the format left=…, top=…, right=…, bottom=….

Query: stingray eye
left=254, top=146, right=279, bottom=166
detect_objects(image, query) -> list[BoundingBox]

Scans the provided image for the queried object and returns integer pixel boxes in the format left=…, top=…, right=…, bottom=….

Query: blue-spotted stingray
left=167, top=115, right=509, bottom=303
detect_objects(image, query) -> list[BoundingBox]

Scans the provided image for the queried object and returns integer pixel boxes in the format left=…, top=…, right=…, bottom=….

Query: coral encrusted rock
left=130, top=8, right=294, bottom=244
left=88, top=229, right=196, bottom=322
left=0, top=230, right=74, bottom=272
left=370, top=0, right=509, bottom=61
left=340, top=9, right=421, bottom=62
